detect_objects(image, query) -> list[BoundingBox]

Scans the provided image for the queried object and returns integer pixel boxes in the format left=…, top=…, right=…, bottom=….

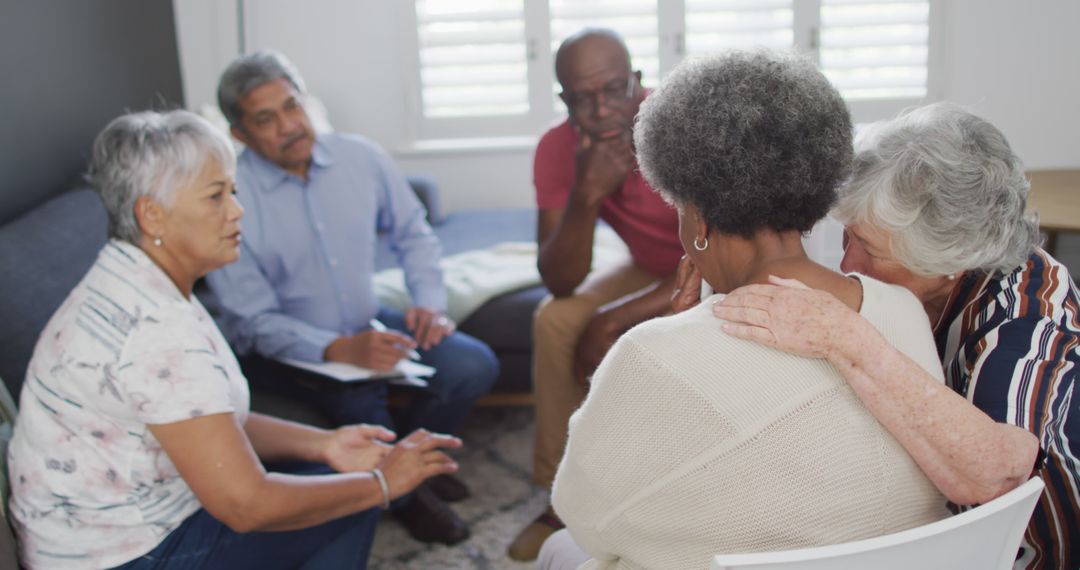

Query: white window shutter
left=415, top=0, right=529, bottom=118
left=684, top=0, right=795, bottom=55
left=819, top=0, right=930, bottom=100
left=549, top=0, right=659, bottom=81
left=406, top=0, right=935, bottom=140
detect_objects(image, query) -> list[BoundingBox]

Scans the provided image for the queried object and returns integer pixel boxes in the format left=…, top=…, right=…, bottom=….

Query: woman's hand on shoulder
left=712, top=275, right=862, bottom=361
left=321, top=424, right=397, bottom=473
left=376, top=429, right=462, bottom=501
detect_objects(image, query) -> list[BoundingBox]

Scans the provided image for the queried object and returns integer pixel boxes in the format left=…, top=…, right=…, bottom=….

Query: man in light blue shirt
left=204, top=50, right=498, bottom=545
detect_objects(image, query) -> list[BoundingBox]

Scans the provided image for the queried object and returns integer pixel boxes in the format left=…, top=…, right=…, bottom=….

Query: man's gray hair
left=635, top=49, right=852, bottom=237
left=88, top=110, right=236, bottom=244
left=217, top=50, right=307, bottom=128
left=834, top=102, right=1040, bottom=276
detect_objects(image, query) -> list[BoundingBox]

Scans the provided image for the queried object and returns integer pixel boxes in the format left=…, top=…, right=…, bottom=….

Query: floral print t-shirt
left=8, top=240, right=250, bottom=569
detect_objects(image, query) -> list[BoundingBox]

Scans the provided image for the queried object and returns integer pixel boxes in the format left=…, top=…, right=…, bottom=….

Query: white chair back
left=710, top=477, right=1044, bottom=570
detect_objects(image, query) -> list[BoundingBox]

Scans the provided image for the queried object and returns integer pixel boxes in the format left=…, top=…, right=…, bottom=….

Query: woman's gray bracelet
left=372, top=468, right=391, bottom=509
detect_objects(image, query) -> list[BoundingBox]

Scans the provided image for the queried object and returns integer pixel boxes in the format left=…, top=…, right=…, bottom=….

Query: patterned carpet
left=368, top=406, right=549, bottom=570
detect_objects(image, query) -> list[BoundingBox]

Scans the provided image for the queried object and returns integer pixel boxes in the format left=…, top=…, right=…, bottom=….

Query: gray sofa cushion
left=459, top=285, right=547, bottom=394
left=459, top=285, right=546, bottom=352
left=0, top=188, right=107, bottom=397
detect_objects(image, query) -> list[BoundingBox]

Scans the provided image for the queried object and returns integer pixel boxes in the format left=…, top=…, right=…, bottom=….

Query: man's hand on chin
left=572, top=128, right=635, bottom=208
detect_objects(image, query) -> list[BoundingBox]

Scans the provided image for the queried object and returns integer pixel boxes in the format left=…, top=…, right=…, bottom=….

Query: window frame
left=399, top=0, right=944, bottom=145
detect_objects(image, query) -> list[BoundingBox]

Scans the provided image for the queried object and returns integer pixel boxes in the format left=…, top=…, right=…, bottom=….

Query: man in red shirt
left=509, top=28, right=684, bottom=561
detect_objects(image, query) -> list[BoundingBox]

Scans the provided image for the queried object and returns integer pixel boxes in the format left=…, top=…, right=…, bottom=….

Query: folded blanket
left=375, top=225, right=630, bottom=322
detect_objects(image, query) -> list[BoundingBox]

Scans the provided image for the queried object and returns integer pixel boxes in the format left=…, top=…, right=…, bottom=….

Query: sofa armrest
left=0, top=188, right=107, bottom=398
left=406, top=174, right=444, bottom=226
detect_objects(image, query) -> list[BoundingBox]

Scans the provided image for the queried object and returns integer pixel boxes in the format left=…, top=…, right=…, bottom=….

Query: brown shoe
left=394, top=484, right=470, bottom=545
left=427, top=473, right=470, bottom=503
left=508, top=507, right=564, bottom=561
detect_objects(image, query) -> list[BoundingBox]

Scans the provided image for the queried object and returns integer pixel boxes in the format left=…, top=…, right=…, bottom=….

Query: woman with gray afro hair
left=635, top=49, right=851, bottom=238
left=716, top=102, right=1078, bottom=569
left=545, top=50, right=952, bottom=569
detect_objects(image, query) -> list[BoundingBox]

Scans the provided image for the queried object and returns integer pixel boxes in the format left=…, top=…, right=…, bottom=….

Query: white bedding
left=374, top=225, right=631, bottom=322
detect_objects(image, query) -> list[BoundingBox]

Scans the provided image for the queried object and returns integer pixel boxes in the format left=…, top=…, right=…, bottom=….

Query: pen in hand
left=369, top=319, right=422, bottom=361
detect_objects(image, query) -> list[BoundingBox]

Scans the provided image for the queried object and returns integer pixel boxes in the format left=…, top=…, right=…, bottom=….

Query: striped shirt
left=935, top=248, right=1078, bottom=570
left=8, top=240, right=250, bottom=569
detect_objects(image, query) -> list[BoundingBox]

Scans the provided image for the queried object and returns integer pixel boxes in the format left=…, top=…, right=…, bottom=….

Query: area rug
left=368, top=406, right=550, bottom=569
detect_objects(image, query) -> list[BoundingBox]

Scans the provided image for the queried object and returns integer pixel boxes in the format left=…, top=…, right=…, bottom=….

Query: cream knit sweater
left=551, top=275, right=950, bottom=570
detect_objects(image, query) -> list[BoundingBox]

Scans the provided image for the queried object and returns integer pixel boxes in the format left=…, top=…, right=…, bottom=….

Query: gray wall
left=0, top=0, right=184, bottom=224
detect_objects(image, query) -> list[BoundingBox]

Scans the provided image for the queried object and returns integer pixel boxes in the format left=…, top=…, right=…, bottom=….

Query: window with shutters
left=683, top=0, right=795, bottom=54
left=413, top=0, right=529, bottom=119
left=819, top=0, right=932, bottom=107
left=403, top=0, right=939, bottom=142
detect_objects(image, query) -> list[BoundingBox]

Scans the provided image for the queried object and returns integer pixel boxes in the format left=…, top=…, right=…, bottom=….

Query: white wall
left=174, top=1, right=1080, bottom=227
left=938, top=1, right=1080, bottom=272
left=940, top=1, right=1080, bottom=170
left=173, top=1, right=240, bottom=117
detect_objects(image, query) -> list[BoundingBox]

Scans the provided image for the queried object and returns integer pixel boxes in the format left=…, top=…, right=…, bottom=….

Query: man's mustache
left=280, top=131, right=308, bottom=151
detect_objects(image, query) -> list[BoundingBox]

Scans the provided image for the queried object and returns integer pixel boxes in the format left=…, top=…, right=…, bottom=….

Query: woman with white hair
left=6, top=110, right=461, bottom=569
left=544, top=50, right=950, bottom=570
left=711, top=102, right=1078, bottom=570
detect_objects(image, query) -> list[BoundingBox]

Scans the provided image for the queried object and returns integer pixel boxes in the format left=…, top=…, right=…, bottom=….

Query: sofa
left=0, top=177, right=545, bottom=421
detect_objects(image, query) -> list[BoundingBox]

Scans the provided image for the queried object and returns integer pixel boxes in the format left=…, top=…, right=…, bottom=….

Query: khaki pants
left=531, top=261, right=658, bottom=488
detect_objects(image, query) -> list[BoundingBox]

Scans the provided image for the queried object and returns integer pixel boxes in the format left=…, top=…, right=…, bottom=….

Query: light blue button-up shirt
left=204, top=133, right=444, bottom=363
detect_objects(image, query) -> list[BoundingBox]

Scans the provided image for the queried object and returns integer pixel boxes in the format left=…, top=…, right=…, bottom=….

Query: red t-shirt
left=533, top=118, right=683, bottom=277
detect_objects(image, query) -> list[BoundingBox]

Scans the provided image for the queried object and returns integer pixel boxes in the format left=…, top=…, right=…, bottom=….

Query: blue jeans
left=113, top=464, right=379, bottom=570
left=247, top=306, right=499, bottom=435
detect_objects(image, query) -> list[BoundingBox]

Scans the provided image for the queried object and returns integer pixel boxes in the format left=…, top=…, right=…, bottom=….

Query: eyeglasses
left=561, top=75, right=636, bottom=115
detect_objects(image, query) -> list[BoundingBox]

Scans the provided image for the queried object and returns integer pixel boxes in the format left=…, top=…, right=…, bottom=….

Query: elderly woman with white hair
left=6, top=110, right=462, bottom=570
left=542, top=50, right=951, bottom=570
left=712, top=103, right=1078, bottom=570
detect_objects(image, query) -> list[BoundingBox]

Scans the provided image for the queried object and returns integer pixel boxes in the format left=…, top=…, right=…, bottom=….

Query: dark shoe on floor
left=508, top=507, right=563, bottom=561
left=394, top=484, right=470, bottom=545
left=427, top=473, right=470, bottom=503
